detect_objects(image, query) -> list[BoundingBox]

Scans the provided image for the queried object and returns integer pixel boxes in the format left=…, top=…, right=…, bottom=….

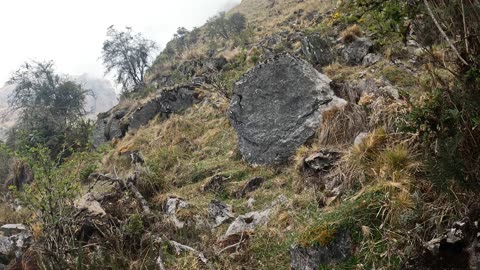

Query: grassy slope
left=100, top=1, right=475, bottom=269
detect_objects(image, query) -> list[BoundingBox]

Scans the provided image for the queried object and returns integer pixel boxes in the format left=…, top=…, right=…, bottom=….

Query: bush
left=15, top=146, right=83, bottom=266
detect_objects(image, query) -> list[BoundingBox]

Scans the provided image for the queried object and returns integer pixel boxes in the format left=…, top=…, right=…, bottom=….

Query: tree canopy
left=101, top=26, right=157, bottom=94
left=7, top=61, right=91, bottom=157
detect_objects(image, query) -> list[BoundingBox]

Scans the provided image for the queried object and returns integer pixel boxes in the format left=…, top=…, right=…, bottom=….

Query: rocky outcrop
left=290, top=229, right=352, bottom=270
left=0, top=224, right=31, bottom=266
left=407, top=218, right=480, bottom=270
left=93, top=85, right=200, bottom=147
left=228, top=53, right=344, bottom=165
left=301, top=34, right=334, bottom=67
left=224, top=195, right=287, bottom=236
left=304, top=150, right=341, bottom=173
left=164, top=196, right=190, bottom=229
left=208, top=200, right=234, bottom=228
left=342, top=38, right=373, bottom=65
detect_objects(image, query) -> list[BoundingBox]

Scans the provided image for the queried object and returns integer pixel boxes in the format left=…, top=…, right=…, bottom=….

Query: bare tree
left=101, top=26, right=157, bottom=94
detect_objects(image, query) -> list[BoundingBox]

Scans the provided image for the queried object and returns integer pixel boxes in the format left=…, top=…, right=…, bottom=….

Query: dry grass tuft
left=317, top=104, right=368, bottom=147
left=340, top=24, right=363, bottom=44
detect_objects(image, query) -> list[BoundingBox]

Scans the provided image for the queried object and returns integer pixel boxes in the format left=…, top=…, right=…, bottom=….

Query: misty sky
left=0, top=0, right=241, bottom=88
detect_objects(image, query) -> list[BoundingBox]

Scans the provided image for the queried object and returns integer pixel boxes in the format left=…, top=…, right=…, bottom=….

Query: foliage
left=6, top=61, right=92, bottom=159
left=338, top=0, right=420, bottom=45
left=15, top=146, right=82, bottom=266
left=405, top=0, right=480, bottom=184
left=0, top=143, right=12, bottom=186
left=101, top=26, right=157, bottom=95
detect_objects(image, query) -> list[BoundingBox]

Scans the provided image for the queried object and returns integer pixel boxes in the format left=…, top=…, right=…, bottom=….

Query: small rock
left=208, top=200, right=234, bottom=228
left=301, top=33, right=334, bottom=67
left=362, top=53, right=381, bottom=67
left=164, top=196, right=189, bottom=215
left=304, top=150, right=341, bottom=173
left=164, top=196, right=189, bottom=229
left=381, top=85, right=400, bottom=99
left=236, top=177, right=265, bottom=198
left=290, top=229, right=352, bottom=270
left=342, top=38, right=373, bottom=65
left=247, top=197, right=256, bottom=209
left=74, top=193, right=106, bottom=217
left=225, top=208, right=272, bottom=237
left=0, top=224, right=27, bottom=237
left=354, top=132, right=369, bottom=146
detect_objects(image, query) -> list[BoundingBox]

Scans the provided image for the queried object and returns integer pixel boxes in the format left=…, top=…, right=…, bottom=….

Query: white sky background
left=0, top=0, right=241, bottom=88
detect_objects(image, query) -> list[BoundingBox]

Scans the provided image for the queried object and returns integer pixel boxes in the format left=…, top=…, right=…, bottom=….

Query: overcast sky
left=0, top=0, right=240, bottom=88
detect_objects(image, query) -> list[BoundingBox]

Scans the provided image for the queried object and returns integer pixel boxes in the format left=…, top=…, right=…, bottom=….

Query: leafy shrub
left=338, top=0, right=419, bottom=45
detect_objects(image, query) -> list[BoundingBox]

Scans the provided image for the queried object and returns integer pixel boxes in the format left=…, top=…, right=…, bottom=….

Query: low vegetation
left=1, top=0, right=479, bottom=269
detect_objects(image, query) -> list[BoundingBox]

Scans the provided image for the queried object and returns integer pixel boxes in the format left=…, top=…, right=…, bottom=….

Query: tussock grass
left=340, top=24, right=363, bottom=44
left=317, top=104, right=368, bottom=147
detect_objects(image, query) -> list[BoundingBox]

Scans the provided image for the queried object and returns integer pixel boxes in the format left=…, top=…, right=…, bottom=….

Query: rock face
left=0, top=224, right=31, bottom=265
left=208, top=200, right=234, bottom=228
left=93, top=85, right=200, bottom=147
left=290, top=229, right=352, bottom=270
left=408, top=218, right=480, bottom=270
left=225, top=208, right=272, bottom=236
left=228, top=54, right=342, bottom=165
left=342, top=38, right=373, bottom=65
left=301, top=34, right=334, bottom=67
left=304, top=150, right=341, bottom=173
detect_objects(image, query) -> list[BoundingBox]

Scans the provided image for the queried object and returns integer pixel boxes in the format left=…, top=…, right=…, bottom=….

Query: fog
left=0, top=0, right=241, bottom=88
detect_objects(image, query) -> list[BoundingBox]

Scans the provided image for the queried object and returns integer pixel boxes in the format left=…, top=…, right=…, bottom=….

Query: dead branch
left=423, top=0, right=469, bottom=66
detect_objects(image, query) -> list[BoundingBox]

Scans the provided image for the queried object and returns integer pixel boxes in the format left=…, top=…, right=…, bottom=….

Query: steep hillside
left=1, top=0, right=480, bottom=269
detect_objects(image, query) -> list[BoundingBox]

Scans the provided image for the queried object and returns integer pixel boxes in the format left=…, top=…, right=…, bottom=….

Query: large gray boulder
left=228, top=53, right=344, bottom=165
left=93, top=85, right=199, bottom=147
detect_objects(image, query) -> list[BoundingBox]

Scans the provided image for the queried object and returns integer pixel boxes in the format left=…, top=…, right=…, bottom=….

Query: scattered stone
left=301, top=34, right=334, bottom=67
left=236, top=177, right=265, bottom=198
left=247, top=197, right=256, bottom=209
left=208, top=200, right=235, bottom=228
left=225, top=209, right=272, bottom=237
left=354, top=132, right=369, bottom=146
left=0, top=224, right=27, bottom=237
left=164, top=196, right=189, bottom=215
left=74, top=193, right=107, bottom=217
left=362, top=53, right=381, bottom=67
left=164, top=196, right=189, bottom=229
left=228, top=53, right=343, bottom=165
left=411, top=218, right=480, bottom=270
left=380, top=84, right=400, bottom=99
left=290, top=229, right=352, bottom=270
left=225, top=195, right=287, bottom=236
left=304, top=150, right=341, bottom=173
left=342, top=38, right=373, bottom=65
